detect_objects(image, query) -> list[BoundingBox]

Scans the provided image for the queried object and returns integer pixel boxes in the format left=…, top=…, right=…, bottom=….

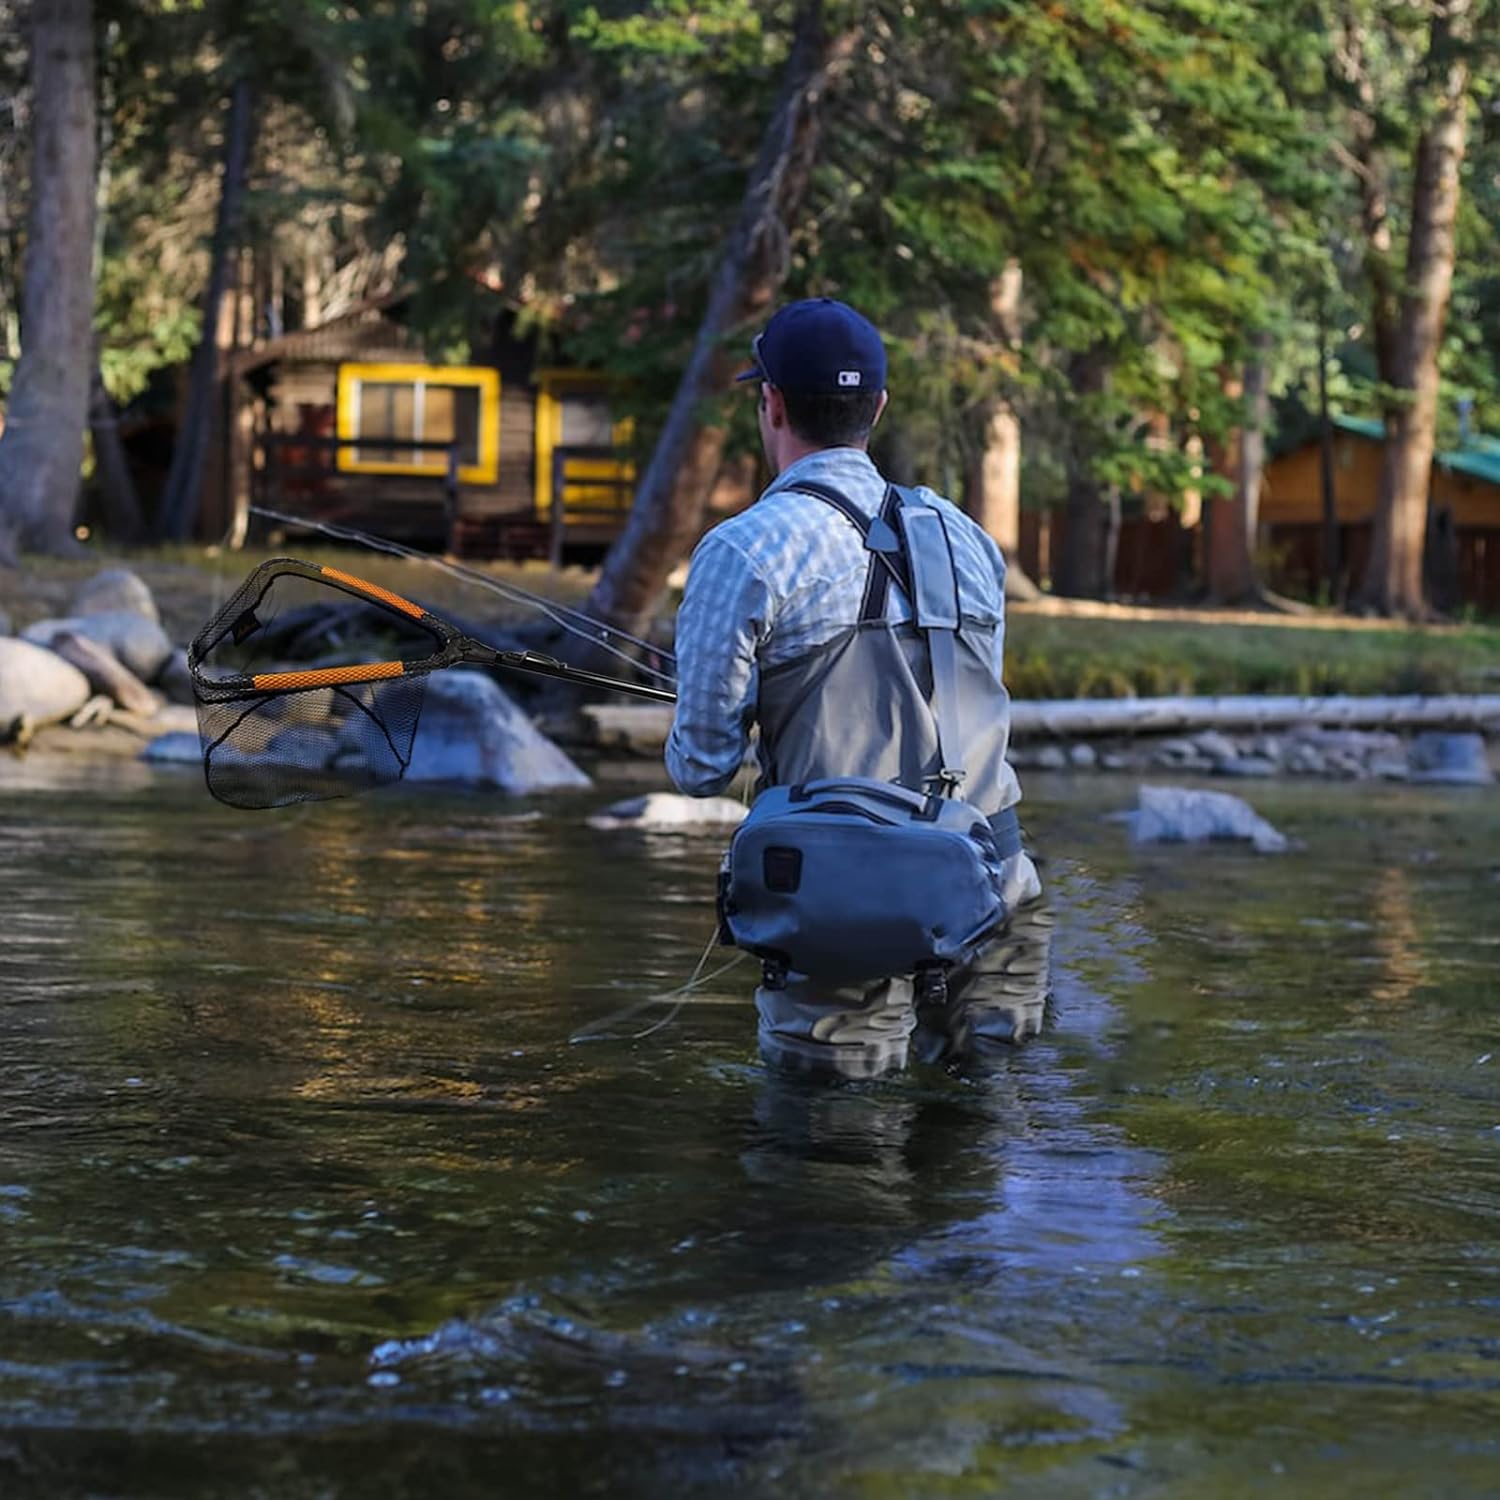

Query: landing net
left=190, top=560, right=453, bottom=810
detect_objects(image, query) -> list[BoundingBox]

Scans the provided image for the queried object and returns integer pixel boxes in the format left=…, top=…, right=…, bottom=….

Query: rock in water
left=0, top=638, right=93, bottom=729
left=1407, top=732, right=1493, bottom=787
left=587, top=792, right=747, bottom=831
left=70, top=567, right=160, bottom=623
left=402, top=670, right=591, bottom=793
left=22, top=611, right=174, bottom=682
left=141, top=731, right=203, bottom=765
left=1128, top=784, right=1288, bottom=854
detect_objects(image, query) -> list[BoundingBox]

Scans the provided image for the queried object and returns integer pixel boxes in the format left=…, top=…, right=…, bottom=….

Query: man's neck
left=774, top=441, right=868, bottom=476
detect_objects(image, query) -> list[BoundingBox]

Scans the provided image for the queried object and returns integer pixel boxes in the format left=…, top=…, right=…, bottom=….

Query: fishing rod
left=248, top=504, right=677, bottom=689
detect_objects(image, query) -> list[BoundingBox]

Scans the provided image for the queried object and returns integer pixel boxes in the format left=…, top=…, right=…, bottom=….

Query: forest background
left=0, top=0, right=1495, bottom=643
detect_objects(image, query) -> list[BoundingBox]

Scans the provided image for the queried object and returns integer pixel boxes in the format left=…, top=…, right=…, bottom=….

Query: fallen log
left=1009, top=694, right=1500, bottom=740
left=50, top=630, right=161, bottom=717
left=576, top=694, right=1500, bottom=756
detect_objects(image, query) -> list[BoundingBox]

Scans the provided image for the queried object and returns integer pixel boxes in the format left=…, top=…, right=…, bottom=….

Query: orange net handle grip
left=252, top=661, right=406, bottom=691
left=319, top=565, right=426, bottom=620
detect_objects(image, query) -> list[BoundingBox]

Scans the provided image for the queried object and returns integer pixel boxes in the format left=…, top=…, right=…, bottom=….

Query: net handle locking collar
left=189, top=559, right=677, bottom=705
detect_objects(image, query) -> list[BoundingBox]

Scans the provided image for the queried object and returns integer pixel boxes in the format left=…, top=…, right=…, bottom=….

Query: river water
left=1, top=756, right=1497, bottom=1497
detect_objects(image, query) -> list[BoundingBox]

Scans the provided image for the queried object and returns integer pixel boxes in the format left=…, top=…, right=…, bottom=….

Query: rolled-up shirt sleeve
left=665, top=530, right=774, bottom=797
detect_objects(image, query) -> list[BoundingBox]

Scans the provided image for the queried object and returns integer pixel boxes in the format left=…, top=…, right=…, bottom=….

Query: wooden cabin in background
left=1258, top=416, right=1500, bottom=611
left=199, top=295, right=640, bottom=562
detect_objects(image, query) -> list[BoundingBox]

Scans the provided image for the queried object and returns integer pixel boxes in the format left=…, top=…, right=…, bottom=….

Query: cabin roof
left=1330, top=414, right=1500, bottom=489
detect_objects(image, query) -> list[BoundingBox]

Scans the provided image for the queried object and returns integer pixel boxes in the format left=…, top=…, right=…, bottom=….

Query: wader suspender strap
left=790, top=482, right=910, bottom=621
left=790, top=479, right=967, bottom=797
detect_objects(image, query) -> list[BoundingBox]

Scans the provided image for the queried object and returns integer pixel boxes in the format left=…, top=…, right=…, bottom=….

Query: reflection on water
left=1, top=760, right=1498, bottom=1496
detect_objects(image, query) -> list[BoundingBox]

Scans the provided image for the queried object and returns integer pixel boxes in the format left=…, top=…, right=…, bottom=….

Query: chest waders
left=720, top=481, right=1022, bottom=1007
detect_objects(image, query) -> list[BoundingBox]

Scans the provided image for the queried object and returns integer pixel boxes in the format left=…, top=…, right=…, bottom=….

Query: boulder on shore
left=69, top=567, right=160, bottom=624
left=401, top=670, right=591, bottom=794
left=1408, top=732, right=1493, bottom=787
left=22, top=611, right=174, bottom=683
left=1126, top=784, right=1288, bottom=854
left=0, top=638, right=93, bottom=730
left=587, top=792, right=747, bottom=831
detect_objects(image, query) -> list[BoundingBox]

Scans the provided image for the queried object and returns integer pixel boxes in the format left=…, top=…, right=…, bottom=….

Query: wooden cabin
left=1260, top=416, right=1500, bottom=611
left=210, top=298, right=637, bottom=561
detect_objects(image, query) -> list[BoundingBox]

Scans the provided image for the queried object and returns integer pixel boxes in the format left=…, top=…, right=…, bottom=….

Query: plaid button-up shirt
left=665, top=447, right=1010, bottom=797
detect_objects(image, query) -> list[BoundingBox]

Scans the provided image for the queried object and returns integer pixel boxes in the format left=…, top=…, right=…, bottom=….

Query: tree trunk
left=0, top=0, right=97, bottom=561
left=1316, top=295, right=1341, bottom=602
left=1358, top=3, right=1471, bottom=617
left=963, top=262, right=1040, bottom=600
left=583, top=2, right=840, bottom=640
left=1206, top=341, right=1269, bottom=604
left=1339, top=7, right=1400, bottom=391
left=156, top=76, right=255, bottom=542
left=89, top=362, right=144, bottom=542
left=1053, top=347, right=1113, bottom=599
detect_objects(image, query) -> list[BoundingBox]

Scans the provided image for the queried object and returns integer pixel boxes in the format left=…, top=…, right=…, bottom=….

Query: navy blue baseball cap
left=736, top=298, right=887, bottom=393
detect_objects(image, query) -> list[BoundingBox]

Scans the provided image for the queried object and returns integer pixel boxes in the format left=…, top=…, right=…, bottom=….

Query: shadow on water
left=1, top=761, right=1499, bottom=1495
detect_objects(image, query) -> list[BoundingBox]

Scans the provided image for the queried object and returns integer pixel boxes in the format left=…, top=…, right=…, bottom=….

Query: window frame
left=335, top=362, right=500, bottom=485
left=533, top=368, right=634, bottom=519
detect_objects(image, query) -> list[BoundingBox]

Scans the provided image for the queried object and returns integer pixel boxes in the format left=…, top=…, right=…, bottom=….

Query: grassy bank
left=1004, top=606, right=1500, bottom=699
left=4, top=546, right=1497, bottom=700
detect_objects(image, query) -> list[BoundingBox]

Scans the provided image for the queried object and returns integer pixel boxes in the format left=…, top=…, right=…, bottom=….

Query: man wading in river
left=666, top=298, right=1050, bottom=1076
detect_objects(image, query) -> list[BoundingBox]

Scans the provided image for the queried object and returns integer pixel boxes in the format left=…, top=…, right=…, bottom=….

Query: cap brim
left=734, top=366, right=764, bottom=383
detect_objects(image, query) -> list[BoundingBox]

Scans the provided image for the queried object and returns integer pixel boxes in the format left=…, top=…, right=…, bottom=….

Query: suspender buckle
left=928, top=766, right=966, bottom=798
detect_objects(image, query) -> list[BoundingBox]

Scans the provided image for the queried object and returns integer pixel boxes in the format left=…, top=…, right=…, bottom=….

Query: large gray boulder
left=1408, top=732, right=1494, bottom=787
left=402, top=670, right=591, bottom=793
left=1127, top=784, right=1288, bottom=854
left=0, top=637, right=93, bottom=728
left=69, top=567, right=160, bottom=623
left=23, top=610, right=174, bottom=683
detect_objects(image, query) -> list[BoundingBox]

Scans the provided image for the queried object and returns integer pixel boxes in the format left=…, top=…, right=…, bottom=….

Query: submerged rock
left=588, top=792, right=747, bottom=831
left=70, top=567, right=160, bottom=623
left=23, top=611, right=173, bottom=682
left=141, top=731, right=203, bottom=765
left=0, top=638, right=93, bottom=730
left=1408, top=732, right=1493, bottom=787
left=1127, top=784, right=1288, bottom=854
left=403, top=670, right=591, bottom=794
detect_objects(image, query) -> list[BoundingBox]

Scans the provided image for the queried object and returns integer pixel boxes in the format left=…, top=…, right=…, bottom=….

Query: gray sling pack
left=720, top=481, right=1019, bottom=996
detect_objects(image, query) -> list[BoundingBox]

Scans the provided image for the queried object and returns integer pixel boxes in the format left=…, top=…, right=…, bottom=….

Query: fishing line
left=248, top=504, right=677, bottom=688
left=569, top=928, right=748, bottom=1043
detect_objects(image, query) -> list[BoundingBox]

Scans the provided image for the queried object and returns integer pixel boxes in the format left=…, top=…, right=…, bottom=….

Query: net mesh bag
left=191, top=561, right=452, bottom=809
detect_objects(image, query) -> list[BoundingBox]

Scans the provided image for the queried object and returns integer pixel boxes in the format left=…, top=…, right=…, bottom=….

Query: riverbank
left=2, top=554, right=1497, bottom=790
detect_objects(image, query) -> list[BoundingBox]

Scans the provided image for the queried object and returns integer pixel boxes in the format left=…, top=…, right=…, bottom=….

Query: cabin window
left=533, top=370, right=634, bottom=519
left=335, top=363, right=500, bottom=484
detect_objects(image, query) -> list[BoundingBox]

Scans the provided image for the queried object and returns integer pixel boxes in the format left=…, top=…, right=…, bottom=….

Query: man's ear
left=765, top=385, right=788, bottom=429
left=871, top=390, right=889, bottom=429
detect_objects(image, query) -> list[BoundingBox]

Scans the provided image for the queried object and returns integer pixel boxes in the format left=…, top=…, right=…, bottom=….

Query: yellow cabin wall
left=1261, top=433, right=1500, bottom=530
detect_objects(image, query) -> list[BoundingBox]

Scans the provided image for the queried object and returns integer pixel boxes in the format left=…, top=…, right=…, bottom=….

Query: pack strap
left=892, top=485, right=965, bottom=795
left=792, top=477, right=969, bottom=797
left=789, top=480, right=910, bottom=621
